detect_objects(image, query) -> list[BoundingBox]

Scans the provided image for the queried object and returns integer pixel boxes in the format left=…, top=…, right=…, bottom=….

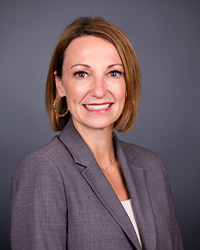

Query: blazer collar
left=59, top=118, right=93, bottom=167
left=58, top=118, right=156, bottom=250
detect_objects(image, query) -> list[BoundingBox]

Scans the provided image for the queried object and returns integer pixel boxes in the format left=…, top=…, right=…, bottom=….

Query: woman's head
left=46, top=17, right=141, bottom=132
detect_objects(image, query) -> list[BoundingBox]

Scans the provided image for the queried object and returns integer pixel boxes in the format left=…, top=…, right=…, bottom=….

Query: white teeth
left=85, top=104, right=110, bottom=110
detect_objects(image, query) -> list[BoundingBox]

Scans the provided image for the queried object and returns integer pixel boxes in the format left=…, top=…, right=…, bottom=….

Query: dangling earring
left=53, top=96, right=69, bottom=118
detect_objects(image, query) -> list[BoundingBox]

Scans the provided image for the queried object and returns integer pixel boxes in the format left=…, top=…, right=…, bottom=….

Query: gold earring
left=53, top=96, right=69, bottom=118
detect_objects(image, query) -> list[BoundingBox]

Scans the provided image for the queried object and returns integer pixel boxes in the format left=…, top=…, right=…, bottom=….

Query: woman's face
left=55, top=35, right=126, bottom=133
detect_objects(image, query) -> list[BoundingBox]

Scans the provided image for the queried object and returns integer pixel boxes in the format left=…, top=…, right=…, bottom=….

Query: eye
left=108, top=70, right=122, bottom=77
left=74, top=71, right=88, bottom=78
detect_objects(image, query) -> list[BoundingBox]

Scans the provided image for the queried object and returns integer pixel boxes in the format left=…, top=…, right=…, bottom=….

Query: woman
left=11, top=17, right=183, bottom=250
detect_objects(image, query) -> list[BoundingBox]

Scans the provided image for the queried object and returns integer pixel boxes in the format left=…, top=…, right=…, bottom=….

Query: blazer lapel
left=81, top=161, right=142, bottom=250
left=59, top=119, right=142, bottom=250
left=115, top=136, right=156, bottom=250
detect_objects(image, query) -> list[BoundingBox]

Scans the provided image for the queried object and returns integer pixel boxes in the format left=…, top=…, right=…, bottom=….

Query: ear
left=54, top=71, right=66, bottom=97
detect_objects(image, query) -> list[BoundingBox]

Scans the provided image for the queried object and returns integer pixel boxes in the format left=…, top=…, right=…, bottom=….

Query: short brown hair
left=46, top=17, right=141, bottom=132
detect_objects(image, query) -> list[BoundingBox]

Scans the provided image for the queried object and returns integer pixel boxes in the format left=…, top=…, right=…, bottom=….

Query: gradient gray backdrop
left=1, top=0, right=199, bottom=249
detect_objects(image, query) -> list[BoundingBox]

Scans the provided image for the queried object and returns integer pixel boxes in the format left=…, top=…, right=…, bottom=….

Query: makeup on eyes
left=74, top=71, right=88, bottom=78
left=108, top=70, right=123, bottom=77
left=73, top=70, right=123, bottom=79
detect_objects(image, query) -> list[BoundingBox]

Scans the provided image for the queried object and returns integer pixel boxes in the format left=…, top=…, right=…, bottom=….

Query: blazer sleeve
left=11, top=152, right=67, bottom=250
left=159, top=157, right=184, bottom=249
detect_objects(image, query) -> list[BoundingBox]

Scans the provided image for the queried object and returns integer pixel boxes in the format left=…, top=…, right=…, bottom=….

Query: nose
left=90, top=77, right=107, bottom=98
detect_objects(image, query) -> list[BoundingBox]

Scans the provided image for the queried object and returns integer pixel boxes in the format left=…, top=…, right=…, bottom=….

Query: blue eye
left=75, top=71, right=87, bottom=78
left=108, top=70, right=122, bottom=77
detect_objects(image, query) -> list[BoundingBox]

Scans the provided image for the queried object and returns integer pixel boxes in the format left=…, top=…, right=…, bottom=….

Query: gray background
left=1, top=0, right=199, bottom=249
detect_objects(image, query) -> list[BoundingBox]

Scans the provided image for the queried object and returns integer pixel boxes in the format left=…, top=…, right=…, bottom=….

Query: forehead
left=63, top=35, right=122, bottom=65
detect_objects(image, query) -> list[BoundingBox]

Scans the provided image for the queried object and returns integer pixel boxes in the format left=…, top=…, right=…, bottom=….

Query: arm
left=11, top=153, right=67, bottom=250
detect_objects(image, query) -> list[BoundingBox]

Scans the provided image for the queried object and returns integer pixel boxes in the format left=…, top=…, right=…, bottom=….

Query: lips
left=83, top=103, right=112, bottom=111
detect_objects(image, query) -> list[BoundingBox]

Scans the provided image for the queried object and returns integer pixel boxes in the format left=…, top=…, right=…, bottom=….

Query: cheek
left=118, top=84, right=126, bottom=110
left=118, top=82, right=126, bottom=101
left=65, top=85, right=85, bottom=106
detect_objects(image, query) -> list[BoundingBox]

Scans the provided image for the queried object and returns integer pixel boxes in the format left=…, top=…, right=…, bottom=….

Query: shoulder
left=12, top=136, right=70, bottom=186
left=120, top=140, right=159, bottom=159
left=119, top=139, right=166, bottom=173
left=18, top=135, right=71, bottom=166
left=11, top=137, right=69, bottom=211
left=119, top=140, right=171, bottom=197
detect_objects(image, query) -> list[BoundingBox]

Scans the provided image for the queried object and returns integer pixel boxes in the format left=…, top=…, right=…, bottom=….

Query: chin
left=73, top=116, right=117, bottom=131
left=87, top=120, right=115, bottom=130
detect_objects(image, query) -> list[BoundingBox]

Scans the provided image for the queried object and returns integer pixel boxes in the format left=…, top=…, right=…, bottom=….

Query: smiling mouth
left=84, top=103, right=112, bottom=110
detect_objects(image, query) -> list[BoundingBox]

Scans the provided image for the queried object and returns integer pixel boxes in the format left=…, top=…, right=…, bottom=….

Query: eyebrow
left=107, top=64, right=123, bottom=68
left=70, top=63, right=123, bottom=69
left=71, top=64, right=90, bottom=69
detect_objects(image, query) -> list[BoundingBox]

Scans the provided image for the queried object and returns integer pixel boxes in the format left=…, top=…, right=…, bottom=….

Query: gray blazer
left=11, top=118, right=183, bottom=250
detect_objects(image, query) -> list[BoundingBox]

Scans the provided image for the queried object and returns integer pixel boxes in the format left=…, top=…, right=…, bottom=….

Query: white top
left=121, top=199, right=142, bottom=246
